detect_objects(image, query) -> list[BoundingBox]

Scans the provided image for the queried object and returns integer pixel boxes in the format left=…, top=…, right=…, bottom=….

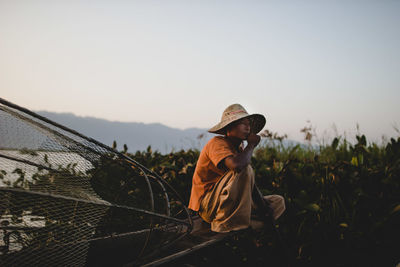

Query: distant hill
left=36, top=111, right=300, bottom=154
left=37, top=111, right=212, bottom=154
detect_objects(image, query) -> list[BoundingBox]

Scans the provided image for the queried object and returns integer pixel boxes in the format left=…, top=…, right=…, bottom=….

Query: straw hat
left=208, top=104, right=266, bottom=135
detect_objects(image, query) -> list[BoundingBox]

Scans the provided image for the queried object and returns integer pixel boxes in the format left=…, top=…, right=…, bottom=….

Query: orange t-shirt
left=188, top=136, right=240, bottom=211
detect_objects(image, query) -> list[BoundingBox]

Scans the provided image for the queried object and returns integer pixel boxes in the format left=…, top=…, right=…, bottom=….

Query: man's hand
left=223, top=133, right=261, bottom=172
left=247, top=133, right=261, bottom=147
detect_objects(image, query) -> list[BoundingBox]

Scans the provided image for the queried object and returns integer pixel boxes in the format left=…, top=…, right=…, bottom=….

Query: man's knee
left=264, top=194, right=286, bottom=219
left=274, top=195, right=285, bottom=205
left=265, top=195, right=285, bottom=206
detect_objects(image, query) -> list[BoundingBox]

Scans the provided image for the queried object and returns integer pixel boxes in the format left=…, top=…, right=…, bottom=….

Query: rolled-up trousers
left=199, top=165, right=285, bottom=233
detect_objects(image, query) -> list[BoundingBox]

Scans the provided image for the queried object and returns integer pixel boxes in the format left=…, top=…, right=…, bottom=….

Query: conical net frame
left=0, top=98, right=193, bottom=266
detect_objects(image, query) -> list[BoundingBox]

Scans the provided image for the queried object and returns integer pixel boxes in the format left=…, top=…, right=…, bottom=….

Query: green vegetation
left=2, top=129, right=398, bottom=266
left=122, top=130, right=400, bottom=266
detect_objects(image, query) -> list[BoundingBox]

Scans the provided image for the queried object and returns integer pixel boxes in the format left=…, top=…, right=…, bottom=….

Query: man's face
left=226, top=118, right=251, bottom=140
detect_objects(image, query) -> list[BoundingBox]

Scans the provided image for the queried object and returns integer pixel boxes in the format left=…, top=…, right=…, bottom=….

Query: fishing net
left=0, top=98, right=192, bottom=266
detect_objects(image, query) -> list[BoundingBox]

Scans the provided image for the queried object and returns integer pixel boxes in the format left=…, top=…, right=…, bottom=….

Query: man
left=188, top=104, right=285, bottom=233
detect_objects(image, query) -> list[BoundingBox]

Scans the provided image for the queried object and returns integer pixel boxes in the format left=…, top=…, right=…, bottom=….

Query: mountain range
left=36, top=111, right=300, bottom=154
left=37, top=111, right=213, bottom=154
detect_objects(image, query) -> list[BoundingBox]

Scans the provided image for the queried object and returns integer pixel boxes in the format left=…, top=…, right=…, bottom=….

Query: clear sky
left=1, top=0, right=399, bottom=144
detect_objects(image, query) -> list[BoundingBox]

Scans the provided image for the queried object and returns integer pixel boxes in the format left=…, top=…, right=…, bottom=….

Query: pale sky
left=1, top=0, right=399, bottom=144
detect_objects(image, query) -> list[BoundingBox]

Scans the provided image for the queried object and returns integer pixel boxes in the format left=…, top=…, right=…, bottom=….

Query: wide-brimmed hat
left=208, top=104, right=266, bottom=135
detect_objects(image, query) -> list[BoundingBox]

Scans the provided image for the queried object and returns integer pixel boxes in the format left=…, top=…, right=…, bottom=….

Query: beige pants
left=199, top=165, right=285, bottom=233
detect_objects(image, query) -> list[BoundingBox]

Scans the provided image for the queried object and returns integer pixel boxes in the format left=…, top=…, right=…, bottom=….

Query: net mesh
left=0, top=98, right=192, bottom=266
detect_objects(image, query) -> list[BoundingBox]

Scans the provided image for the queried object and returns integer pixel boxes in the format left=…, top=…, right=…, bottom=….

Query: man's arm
left=223, top=133, right=261, bottom=172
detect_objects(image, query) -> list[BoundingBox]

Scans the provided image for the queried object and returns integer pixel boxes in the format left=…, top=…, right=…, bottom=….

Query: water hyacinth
left=127, top=130, right=399, bottom=266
